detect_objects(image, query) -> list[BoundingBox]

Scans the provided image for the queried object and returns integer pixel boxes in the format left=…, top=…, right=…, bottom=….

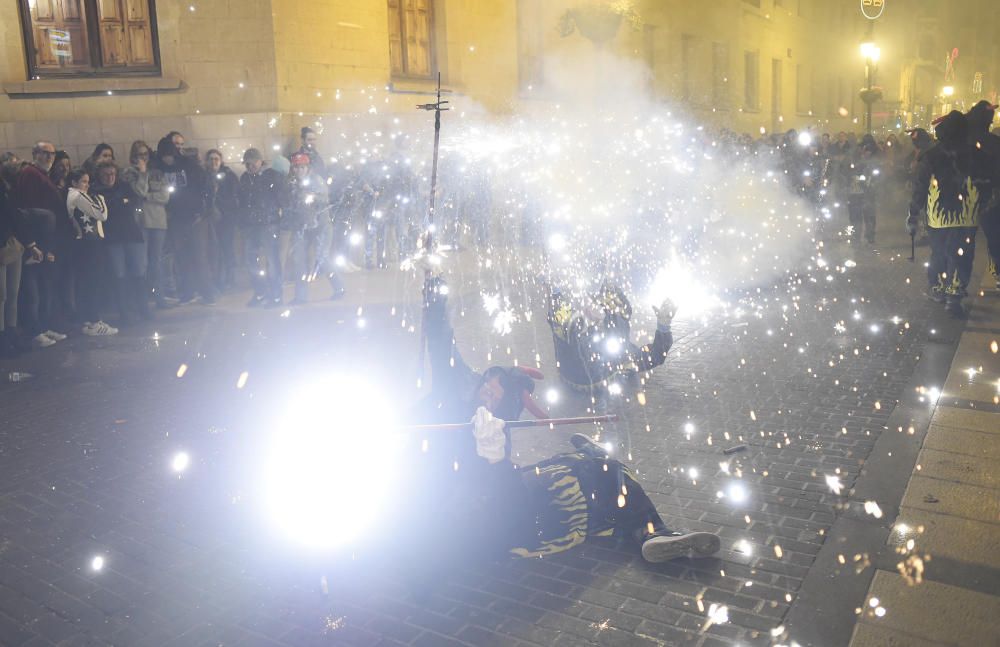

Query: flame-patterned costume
left=909, top=111, right=984, bottom=306
left=547, top=284, right=673, bottom=391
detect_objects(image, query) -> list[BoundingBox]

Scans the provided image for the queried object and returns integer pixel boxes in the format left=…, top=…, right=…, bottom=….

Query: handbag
left=0, top=236, right=24, bottom=265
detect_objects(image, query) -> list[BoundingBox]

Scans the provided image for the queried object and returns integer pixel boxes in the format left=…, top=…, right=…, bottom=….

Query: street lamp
left=860, top=41, right=880, bottom=134
left=941, top=85, right=954, bottom=97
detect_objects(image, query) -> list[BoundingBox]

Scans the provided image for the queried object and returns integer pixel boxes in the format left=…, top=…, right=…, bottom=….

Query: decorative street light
left=859, top=40, right=881, bottom=134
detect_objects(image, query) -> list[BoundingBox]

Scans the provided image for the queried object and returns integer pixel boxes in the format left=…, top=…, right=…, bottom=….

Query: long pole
left=398, top=414, right=619, bottom=433
left=865, top=59, right=873, bottom=135
left=416, top=74, right=449, bottom=381
left=418, top=72, right=449, bottom=251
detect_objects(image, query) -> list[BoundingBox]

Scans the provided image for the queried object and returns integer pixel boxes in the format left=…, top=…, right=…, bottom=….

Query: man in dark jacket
left=154, top=137, right=217, bottom=305
left=909, top=111, right=981, bottom=316
left=966, top=100, right=1000, bottom=289
left=12, top=141, right=66, bottom=346
left=238, top=148, right=286, bottom=306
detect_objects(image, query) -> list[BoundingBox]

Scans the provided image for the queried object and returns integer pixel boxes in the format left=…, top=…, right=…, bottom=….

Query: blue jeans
left=143, top=228, right=167, bottom=301
left=107, top=241, right=148, bottom=279
left=290, top=220, right=344, bottom=301
left=243, top=225, right=282, bottom=300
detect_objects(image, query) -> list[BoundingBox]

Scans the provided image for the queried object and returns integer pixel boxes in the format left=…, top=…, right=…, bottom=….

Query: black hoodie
left=152, top=138, right=207, bottom=225
left=910, top=111, right=980, bottom=229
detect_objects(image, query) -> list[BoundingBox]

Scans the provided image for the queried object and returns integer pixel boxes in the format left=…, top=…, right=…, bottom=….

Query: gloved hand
left=471, top=406, right=506, bottom=464
left=653, top=298, right=677, bottom=331
left=905, top=215, right=917, bottom=236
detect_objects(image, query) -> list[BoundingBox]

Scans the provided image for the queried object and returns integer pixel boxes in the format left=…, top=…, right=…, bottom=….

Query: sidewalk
left=850, top=261, right=1000, bottom=645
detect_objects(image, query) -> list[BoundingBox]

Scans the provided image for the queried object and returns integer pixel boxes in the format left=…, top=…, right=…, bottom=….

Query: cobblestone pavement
left=0, top=223, right=959, bottom=647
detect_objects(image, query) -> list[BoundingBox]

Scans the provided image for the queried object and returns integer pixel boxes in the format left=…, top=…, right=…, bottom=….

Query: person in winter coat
left=93, top=162, right=148, bottom=323
left=847, top=134, right=881, bottom=245
left=204, top=149, right=240, bottom=291
left=909, top=111, right=983, bottom=316
left=65, top=169, right=117, bottom=336
left=153, top=137, right=216, bottom=306
left=123, top=141, right=172, bottom=309
left=237, top=148, right=286, bottom=307
left=285, top=153, right=344, bottom=303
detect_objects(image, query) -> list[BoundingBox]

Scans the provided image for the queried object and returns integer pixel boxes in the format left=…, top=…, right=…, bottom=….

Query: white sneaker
left=82, top=321, right=118, bottom=336
left=33, top=333, right=57, bottom=348
left=43, top=330, right=67, bottom=341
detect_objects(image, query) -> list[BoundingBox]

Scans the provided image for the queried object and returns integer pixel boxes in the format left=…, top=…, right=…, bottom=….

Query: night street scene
left=1, top=1, right=1000, bottom=646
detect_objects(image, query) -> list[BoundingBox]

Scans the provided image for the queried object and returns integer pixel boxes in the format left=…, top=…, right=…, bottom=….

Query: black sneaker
left=945, top=297, right=966, bottom=319
left=330, top=288, right=346, bottom=301
left=641, top=531, right=721, bottom=563
left=570, top=433, right=608, bottom=459
left=924, top=288, right=946, bottom=304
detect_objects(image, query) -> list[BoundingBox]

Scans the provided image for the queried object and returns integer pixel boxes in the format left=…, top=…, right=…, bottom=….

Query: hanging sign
left=861, top=0, right=885, bottom=20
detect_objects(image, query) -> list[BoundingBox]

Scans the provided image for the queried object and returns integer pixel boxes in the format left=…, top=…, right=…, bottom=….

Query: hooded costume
left=966, top=101, right=1000, bottom=285
left=909, top=111, right=982, bottom=311
left=546, top=284, right=674, bottom=391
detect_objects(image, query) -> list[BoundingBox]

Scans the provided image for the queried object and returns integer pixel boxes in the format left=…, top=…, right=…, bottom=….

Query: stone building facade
left=0, top=0, right=996, bottom=163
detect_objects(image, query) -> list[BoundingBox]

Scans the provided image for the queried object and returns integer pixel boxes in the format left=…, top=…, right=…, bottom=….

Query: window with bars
left=387, top=0, right=435, bottom=79
left=18, top=0, right=160, bottom=78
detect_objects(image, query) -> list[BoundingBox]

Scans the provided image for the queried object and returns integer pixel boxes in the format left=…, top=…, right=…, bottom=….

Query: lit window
left=18, top=0, right=160, bottom=78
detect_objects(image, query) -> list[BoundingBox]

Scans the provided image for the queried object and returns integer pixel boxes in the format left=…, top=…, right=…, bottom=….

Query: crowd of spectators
left=2, top=108, right=998, bottom=357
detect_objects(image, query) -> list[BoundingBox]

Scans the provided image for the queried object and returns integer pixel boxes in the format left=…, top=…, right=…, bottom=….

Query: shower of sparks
left=171, top=452, right=191, bottom=474
left=825, top=474, right=844, bottom=495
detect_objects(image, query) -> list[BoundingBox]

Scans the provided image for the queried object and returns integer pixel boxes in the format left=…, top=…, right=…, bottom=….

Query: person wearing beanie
left=404, top=275, right=719, bottom=569
left=966, top=100, right=1000, bottom=288
left=909, top=110, right=981, bottom=316
left=152, top=136, right=216, bottom=305
left=237, top=147, right=286, bottom=307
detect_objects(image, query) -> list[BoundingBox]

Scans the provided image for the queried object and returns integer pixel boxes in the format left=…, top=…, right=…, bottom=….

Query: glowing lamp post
left=859, top=41, right=881, bottom=134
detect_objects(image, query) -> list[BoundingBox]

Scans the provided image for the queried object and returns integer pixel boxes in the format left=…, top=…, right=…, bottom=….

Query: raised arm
left=628, top=299, right=675, bottom=373
left=423, top=277, right=477, bottom=393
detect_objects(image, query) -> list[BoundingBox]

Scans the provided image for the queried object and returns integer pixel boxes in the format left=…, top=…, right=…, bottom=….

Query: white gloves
left=472, top=406, right=506, bottom=464
left=653, top=298, right=677, bottom=331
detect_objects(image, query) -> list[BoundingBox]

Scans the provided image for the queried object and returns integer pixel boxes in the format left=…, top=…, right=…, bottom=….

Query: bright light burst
left=261, top=376, right=400, bottom=550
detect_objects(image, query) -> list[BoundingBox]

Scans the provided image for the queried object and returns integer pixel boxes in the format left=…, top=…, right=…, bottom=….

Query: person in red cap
left=407, top=275, right=720, bottom=567
left=284, top=153, right=344, bottom=303
left=966, top=100, right=1000, bottom=289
